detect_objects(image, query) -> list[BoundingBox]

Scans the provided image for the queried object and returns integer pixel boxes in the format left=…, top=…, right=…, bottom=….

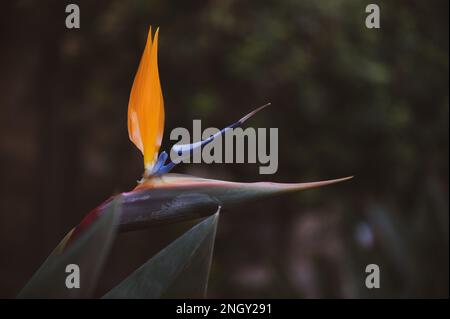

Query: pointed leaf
left=18, top=197, right=122, bottom=298
left=103, top=208, right=220, bottom=299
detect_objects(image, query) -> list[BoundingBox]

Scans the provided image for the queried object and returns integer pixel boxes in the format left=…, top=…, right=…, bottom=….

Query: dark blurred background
left=0, top=0, right=448, bottom=298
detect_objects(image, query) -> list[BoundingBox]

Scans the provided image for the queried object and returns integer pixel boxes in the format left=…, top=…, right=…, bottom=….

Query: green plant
left=17, top=27, right=351, bottom=298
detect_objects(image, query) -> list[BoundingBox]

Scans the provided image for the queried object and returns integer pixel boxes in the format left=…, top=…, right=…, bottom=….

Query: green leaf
left=17, top=197, right=122, bottom=299
left=103, top=207, right=220, bottom=299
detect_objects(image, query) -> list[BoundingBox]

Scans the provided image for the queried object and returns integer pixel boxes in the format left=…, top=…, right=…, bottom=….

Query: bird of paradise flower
left=17, top=27, right=354, bottom=300
left=68, top=27, right=352, bottom=242
left=129, top=27, right=271, bottom=180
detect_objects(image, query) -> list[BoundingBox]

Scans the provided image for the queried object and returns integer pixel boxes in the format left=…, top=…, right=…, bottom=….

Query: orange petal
left=127, top=27, right=165, bottom=170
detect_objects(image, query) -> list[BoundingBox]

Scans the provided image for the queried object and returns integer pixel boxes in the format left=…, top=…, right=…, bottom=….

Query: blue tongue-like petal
left=171, top=102, right=271, bottom=155
left=151, top=103, right=271, bottom=177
